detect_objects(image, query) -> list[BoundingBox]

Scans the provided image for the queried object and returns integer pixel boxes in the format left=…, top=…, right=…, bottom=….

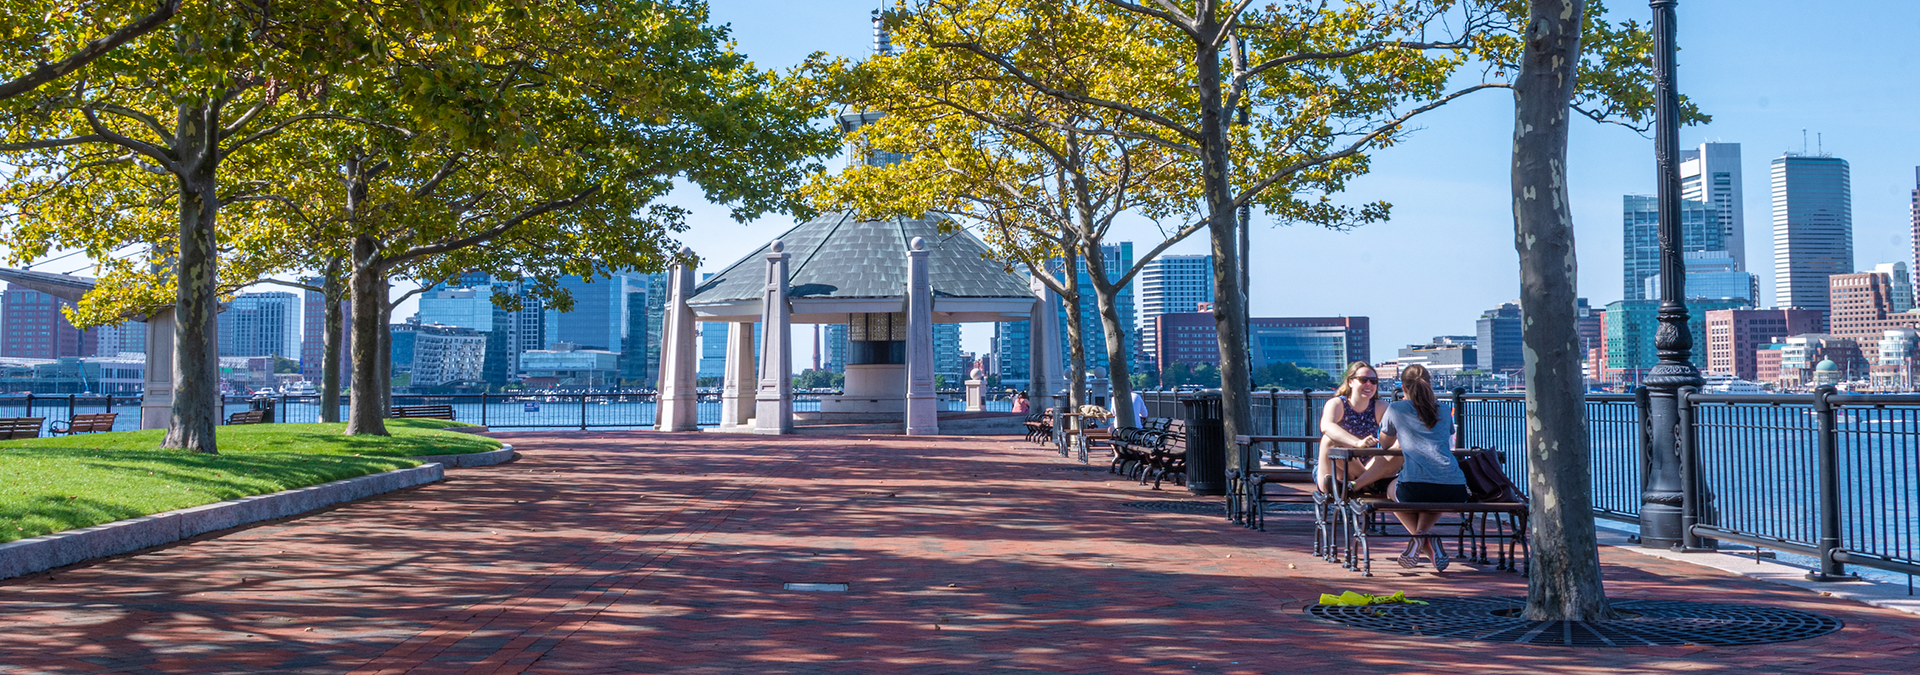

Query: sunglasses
left=1351, top=376, right=1379, bottom=384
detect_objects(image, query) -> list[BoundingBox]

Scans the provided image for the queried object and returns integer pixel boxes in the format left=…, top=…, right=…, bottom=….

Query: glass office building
left=1773, top=153, right=1852, bottom=311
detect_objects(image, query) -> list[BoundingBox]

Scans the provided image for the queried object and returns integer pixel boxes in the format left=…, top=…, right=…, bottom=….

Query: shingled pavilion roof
left=686, top=212, right=1037, bottom=324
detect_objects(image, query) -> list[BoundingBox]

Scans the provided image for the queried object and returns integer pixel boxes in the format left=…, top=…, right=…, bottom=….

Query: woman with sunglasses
left=1316, top=361, right=1392, bottom=493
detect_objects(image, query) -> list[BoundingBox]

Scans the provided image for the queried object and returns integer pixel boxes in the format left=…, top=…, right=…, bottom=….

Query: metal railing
left=1136, top=386, right=1918, bottom=581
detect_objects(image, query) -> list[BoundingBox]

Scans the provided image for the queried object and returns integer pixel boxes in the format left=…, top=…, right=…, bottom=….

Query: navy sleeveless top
left=1336, top=396, right=1381, bottom=439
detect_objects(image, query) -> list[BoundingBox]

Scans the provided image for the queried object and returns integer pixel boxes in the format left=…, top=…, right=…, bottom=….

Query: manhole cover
left=1122, top=501, right=1226, bottom=514
left=1305, top=597, right=1840, bottom=647
left=1045, top=465, right=1100, bottom=471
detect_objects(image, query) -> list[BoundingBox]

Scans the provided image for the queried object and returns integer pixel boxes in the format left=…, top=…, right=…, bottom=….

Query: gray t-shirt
left=1380, top=400, right=1464, bottom=485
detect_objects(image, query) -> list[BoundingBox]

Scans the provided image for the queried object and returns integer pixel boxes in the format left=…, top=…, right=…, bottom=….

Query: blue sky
left=666, top=0, right=1920, bottom=363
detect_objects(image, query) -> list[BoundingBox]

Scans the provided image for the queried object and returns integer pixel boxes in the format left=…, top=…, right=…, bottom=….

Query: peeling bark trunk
left=161, top=99, right=221, bottom=454
left=320, top=256, right=345, bottom=424
left=1190, top=18, right=1254, bottom=472
left=1514, top=0, right=1613, bottom=622
left=345, top=235, right=390, bottom=436
left=1060, top=246, right=1087, bottom=421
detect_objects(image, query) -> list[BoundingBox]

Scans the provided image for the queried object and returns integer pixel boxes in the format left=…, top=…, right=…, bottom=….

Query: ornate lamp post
left=1640, top=0, right=1702, bottom=550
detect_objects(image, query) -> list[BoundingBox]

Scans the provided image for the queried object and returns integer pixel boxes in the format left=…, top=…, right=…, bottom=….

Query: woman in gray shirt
left=1377, top=364, right=1468, bottom=570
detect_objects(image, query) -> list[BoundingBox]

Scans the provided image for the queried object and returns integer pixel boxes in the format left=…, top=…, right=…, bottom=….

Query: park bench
left=1140, top=419, right=1189, bottom=490
left=389, top=404, right=456, bottom=421
left=1025, top=408, right=1054, bottom=445
left=1328, top=446, right=1529, bottom=577
left=0, top=417, right=45, bottom=440
left=1110, top=418, right=1176, bottom=479
left=1226, top=434, right=1320, bottom=529
left=48, top=412, right=117, bottom=436
left=226, top=410, right=268, bottom=425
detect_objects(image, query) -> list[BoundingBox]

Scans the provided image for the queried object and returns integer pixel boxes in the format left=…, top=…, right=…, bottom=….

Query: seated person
left=1012, top=391, right=1031, bottom=414
left=1370, top=364, right=1469, bottom=571
left=1316, top=361, right=1393, bottom=492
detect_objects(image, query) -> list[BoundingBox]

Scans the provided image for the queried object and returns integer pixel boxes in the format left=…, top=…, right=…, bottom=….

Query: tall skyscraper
left=933, top=323, right=963, bottom=381
left=300, top=278, right=349, bottom=382
left=1475, top=302, right=1523, bottom=374
left=219, top=291, right=300, bottom=358
left=1622, top=195, right=1724, bottom=301
left=1138, top=254, right=1213, bottom=370
left=1681, top=142, right=1746, bottom=270
left=512, top=278, right=546, bottom=357
left=1047, top=243, right=1136, bottom=375
left=1, top=285, right=95, bottom=359
left=1641, top=251, right=1760, bottom=305
left=418, top=277, right=519, bottom=384
left=545, top=274, right=629, bottom=353
left=995, top=319, right=1031, bottom=388
left=1772, top=153, right=1852, bottom=311
left=1910, top=168, right=1920, bottom=292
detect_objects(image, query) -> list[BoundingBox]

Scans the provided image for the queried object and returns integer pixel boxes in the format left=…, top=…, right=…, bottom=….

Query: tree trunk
left=345, top=235, right=390, bottom=436
left=1084, top=248, right=1135, bottom=429
left=379, top=290, right=394, bottom=413
left=1191, top=18, right=1254, bottom=473
left=320, top=256, right=344, bottom=424
left=1060, top=248, right=1087, bottom=422
left=161, top=99, right=221, bottom=454
left=1514, top=0, right=1612, bottom=622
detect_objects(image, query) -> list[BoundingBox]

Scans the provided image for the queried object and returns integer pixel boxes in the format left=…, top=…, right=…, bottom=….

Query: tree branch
left=1234, top=83, right=1505, bottom=207
left=382, top=184, right=605, bottom=267
left=224, top=114, right=416, bottom=153
left=80, top=107, right=180, bottom=174
left=0, top=0, right=181, bottom=101
left=1097, top=0, right=1195, bottom=32
left=931, top=41, right=1203, bottom=142
left=0, top=135, right=109, bottom=152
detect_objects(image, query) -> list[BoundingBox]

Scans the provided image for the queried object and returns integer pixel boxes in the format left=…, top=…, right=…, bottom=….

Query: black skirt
left=1395, top=481, right=1469, bottom=503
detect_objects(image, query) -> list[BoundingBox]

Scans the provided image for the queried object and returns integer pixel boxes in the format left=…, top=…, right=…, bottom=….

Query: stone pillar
left=721, top=320, right=756, bottom=427
left=754, top=241, right=793, bottom=435
left=656, top=251, right=699, bottom=431
left=965, top=365, right=985, bottom=412
left=1028, top=275, right=1062, bottom=408
left=140, top=307, right=176, bottom=430
left=905, top=237, right=938, bottom=435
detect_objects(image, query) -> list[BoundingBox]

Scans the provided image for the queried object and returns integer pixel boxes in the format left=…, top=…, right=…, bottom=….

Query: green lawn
left=0, top=419, right=503, bottom=543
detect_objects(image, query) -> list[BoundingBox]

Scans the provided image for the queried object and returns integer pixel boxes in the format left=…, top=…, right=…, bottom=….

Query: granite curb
left=0, top=447, right=501, bottom=580
left=408, top=443, right=515, bottom=468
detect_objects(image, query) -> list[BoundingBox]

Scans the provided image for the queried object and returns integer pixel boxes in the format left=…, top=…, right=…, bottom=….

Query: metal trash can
left=1182, top=391, right=1226, bottom=495
left=248, top=394, right=277, bottom=424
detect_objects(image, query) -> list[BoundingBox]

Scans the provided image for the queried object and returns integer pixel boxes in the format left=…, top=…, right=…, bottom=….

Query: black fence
left=1139, top=387, right=1920, bottom=581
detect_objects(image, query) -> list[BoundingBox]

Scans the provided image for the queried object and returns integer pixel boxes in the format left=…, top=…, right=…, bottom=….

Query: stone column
left=721, top=321, right=756, bottom=427
left=965, top=366, right=985, bottom=412
left=1028, top=275, right=1062, bottom=408
left=754, top=241, right=793, bottom=435
left=656, top=250, right=699, bottom=431
left=905, top=237, right=938, bottom=435
left=140, top=307, right=176, bottom=430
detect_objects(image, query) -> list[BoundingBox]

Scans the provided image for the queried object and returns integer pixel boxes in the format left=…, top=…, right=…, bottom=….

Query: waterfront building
left=2, top=285, right=97, bottom=359
left=1756, top=341, right=1786, bottom=383
left=1044, top=244, right=1137, bottom=375
left=1396, top=336, right=1477, bottom=375
left=1623, top=195, right=1727, bottom=301
left=1681, top=142, right=1746, bottom=270
left=1827, top=265, right=1920, bottom=363
left=1578, top=300, right=1604, bottom=357
left=218, top=292, right=300, bottom=359
left=1911, top=168, right=1920, bottom=291
left=1873, top=328, right=1920, bottom=392
left=1475, top=302, right=1523, bottom=374
left=1703, top=308, right=1826, bottom=381
left=1773, top=153, right=1852, bottom=311
left=822, top=323, right=847, bottom=374
left=619, top=272, right=668, bottom=388
left=1153, top=313, right=1368, bottom=376
left=933, top=323, right=963, bottom=382
left=419, top=278, right=520, bottom=385
left=1776, top=334, right=1865, bottom=389
left=1138, top=254, right=1212, bottom=369
left=1603, top=297, right=1751, bottom=384
left=995, top=319, right=1031, bottom=389
left=519, top=344, right=621, bottom=389
left=409, top=323, right=486, bottom=386
left=545, top=274, right=629, bottom=353
left=699, top=321, right=761, bottom=380
left=1641, top=251, right=1760, bottom=305
left=512, top=279, right=546, bottom=355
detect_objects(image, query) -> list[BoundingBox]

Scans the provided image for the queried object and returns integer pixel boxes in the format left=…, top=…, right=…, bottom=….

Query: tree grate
left=1122, top=501, right=1226, bottom=514
left=1305, top=597, right=1841, bottom=647
left=1263, top=502, right=1317, bottom=513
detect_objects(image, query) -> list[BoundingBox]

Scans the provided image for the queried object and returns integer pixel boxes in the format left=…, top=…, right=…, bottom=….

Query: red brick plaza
left=2, top=433, right=1917, bottom=674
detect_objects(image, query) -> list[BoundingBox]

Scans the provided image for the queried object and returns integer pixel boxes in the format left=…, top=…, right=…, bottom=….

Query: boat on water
left=283, top=382, right=319, bottom=396
left=1701, top=372, right=1767, bottom=394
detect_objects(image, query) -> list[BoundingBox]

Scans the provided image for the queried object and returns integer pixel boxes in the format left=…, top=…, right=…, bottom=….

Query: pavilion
left=650, top=211, right=1064, bottom=435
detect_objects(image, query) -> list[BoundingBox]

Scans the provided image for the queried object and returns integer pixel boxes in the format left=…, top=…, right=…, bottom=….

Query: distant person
left=1012, top=391, right=1031, bottom=414
left=1131, top=390, right=1147, bottom=428
left=1374, top=364, right=1467, bottom=570
left=1316, top=362, right=1390, bottom=492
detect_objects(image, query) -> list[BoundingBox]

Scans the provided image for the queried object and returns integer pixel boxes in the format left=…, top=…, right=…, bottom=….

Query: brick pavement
left=1, top=432, right=1917, bottom=674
